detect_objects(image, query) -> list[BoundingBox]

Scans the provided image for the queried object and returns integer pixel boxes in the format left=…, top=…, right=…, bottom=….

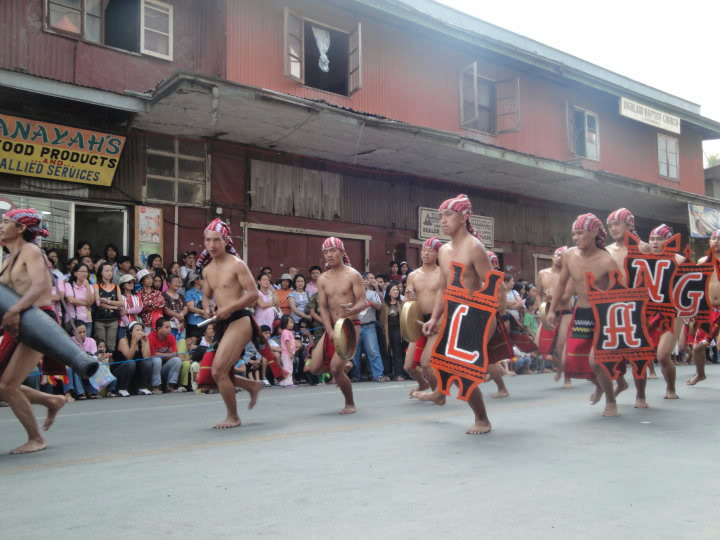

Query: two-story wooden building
left=2, top=0, right=719, bottom=278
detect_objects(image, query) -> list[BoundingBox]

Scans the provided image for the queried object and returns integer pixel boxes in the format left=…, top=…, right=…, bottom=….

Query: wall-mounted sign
left=619, top=97, right=681, bottom=135
left=135, top=206, right=163, bottom=268
left=688, top=203, right=720, bottom=238
left=0, top=114, right=125, bottom=186
left=418, top=206, right=494, bottom=247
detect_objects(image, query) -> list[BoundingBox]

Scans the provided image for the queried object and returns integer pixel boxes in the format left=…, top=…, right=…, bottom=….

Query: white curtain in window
left=312, top=26, right=331, bottom=72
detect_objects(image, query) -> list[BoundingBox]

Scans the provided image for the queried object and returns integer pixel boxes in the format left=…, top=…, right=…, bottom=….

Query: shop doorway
left=73, top=204, right=128, bottom=260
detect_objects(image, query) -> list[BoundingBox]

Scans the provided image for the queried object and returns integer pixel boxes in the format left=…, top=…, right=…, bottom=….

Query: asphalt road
left=1, top=365, right=719, bottom=539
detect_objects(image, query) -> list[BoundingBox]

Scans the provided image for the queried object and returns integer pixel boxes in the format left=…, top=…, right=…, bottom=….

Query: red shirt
left=148, top=331, right=177, bottom=356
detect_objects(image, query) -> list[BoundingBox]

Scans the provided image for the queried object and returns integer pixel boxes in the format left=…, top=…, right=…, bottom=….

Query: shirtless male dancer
left=0, top=208, right=66, bottom=453
left=421, top=194, right=508, bottom=434
left=197, top=219, right=263, bottom=429
left=687, top=229, right=720, bottom=387
left=548, top=214, right=621, bottom=416
left=309, top=237, right=367, bottom=414
left=404, top=237, right=443, bottom=397
left=605, top=208, right=650, bottom=405
left=536, top=246, right=573, bottom=387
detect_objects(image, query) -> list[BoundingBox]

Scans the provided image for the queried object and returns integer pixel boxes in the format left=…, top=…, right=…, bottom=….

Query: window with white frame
left=460, top=62, right=520, bottom=134
left=657, top=133, right=679, bottom=181
left=146, top=135, right=206, bottom=205
left=567, top=106, right=599, bottom=160
left=141, top=0, right=173, bottom=60
left=45, top=0, right=173, bottom=60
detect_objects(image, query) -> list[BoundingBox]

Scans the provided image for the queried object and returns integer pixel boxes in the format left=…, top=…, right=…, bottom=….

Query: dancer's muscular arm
left=2, top=245, right=49, bottom=335
left=547, top=255, right=572, bottom=329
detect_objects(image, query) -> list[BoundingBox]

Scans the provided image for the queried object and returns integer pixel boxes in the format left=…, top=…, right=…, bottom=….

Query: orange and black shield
left=431, top=262, right=504, bottom=401
left=587, top=271, right=655, bottom=380
left=670, top=248, right=716, bottom=332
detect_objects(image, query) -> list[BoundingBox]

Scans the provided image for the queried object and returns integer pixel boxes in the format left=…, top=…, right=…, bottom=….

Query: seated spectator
left=95, top=339, right=118, bottom=397
left=137, top=269, right=165, bottom=332
left=190, top=323, right=216, bottom=392
left=262, top=324, right=281, bottom=385
left=276, top=273, right=293, bottom=316
left=113, top=321, right=153, bottom=396
left=148, top=317, right=183, bottom=394
left=65, top=320, right=98, bottom=400
left=185, top=274, right=209, bottom=340
left=163, top=274, right=188, bottom=340
left=288, top=274, right=311, bottom=325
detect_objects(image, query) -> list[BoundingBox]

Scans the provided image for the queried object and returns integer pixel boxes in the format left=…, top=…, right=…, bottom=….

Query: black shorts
left=215, top=309, right=263, bottom=349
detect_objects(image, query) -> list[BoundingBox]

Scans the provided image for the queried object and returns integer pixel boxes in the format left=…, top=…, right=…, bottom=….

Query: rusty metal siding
left=0, top=0, right=225, bottom=94
left=227, top=0, right=704, bottom=195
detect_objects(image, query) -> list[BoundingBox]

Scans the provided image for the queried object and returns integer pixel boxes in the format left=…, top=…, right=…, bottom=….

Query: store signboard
left=135, top=206, right=163, bottom=268
left=688, top=204, right=720, bottom=238
left=0, top=114, right=125, bottom=186
left=418, top=206, right=494, bottom=247
left=619, top=97, right=681, bottom=135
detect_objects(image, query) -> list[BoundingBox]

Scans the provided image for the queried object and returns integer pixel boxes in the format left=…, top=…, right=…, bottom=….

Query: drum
left=333, top=318, right=357, bottom=362
left=400, top=301, right=424, bottom=342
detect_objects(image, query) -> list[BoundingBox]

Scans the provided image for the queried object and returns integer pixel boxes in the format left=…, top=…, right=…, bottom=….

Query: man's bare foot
left=648, top=372, right=658, bottom=379
left=213, top=417, right=242, bottom=429
left=614, top=377, right=628, bottom=398
left=339, top=404, right=357, bottom=415
left=247, top=380, right=263, bottom=410
left=589, top=388, right=603, bottom=405
left=43, top=395, right=66, bottom=431
left=686, top=374, right=706, bottom=386
left=602, top=402, right=618, bottom=417
left=10, top=439, right=47, bottom=454
left=409, top=383, right=430, bottom=398
left=64, top=393, right=75, bottom=403
left=634, top=397, right=649, bottom=409
left=413, top=391, right=446, bottom=405
left=466, top=420, right=492, bottom=435
left=562, top=382, right=573, bottom=389
left=664, top=389, right=679, bottom=399
left=554, top=371, right=561, bottom=382
left=491, top=390, right=509, bottom=399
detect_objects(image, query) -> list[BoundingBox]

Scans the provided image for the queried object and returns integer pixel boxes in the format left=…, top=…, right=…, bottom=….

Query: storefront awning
left=134, top=73, right=720, bottom=224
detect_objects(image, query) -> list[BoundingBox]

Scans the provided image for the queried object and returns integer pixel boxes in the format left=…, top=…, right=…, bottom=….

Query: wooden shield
left=400, top=301, right=424, bottom=342
left=670, top=247, right=716, bottom=329
left=430, top=262, right=504, bottom=401
left=586, top=270, right=655, bottom=380
left=333, top=318, right=357, bottom=362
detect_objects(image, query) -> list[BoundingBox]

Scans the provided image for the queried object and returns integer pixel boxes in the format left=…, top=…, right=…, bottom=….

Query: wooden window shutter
left=496, top=76, right=520, bottom=133
left=566, top=101, right=576, bottom=154
left=284, top=7, right=304, bottom=83
left=460, top=62, right=478, bottom=129
left=348, top=23, right=362, bottom=95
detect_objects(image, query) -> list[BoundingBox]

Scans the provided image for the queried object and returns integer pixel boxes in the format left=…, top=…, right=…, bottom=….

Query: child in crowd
left=278, top=316, right=296, bottom=387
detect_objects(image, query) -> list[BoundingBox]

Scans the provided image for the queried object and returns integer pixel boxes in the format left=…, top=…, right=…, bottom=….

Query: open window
left=460, top=62, right=520, bottom=134
left=46, top=0, right=172, bottom=60
left=567, top=104, right=599, bottom=160
left=284, top=7, right=362, bottom=96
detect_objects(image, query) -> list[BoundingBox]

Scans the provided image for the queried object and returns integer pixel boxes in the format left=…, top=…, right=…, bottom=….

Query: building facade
left=1, top=0, right=719, bottom=278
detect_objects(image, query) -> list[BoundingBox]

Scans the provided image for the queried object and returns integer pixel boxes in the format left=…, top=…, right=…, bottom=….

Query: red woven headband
left=322, top=237, right=350, bottom=265
left=650, top=224, right=672, bottom=240
left=606, top=208, right=635, bottom=230
left=439, top=194, right=477, bottom=238
left=423, top=237, right=442, bottom=252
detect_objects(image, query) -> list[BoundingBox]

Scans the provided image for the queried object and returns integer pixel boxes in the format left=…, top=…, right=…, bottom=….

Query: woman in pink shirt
left=64, top=262, right=95, bottom=335
left=254, top=273, right=278, bottom=328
